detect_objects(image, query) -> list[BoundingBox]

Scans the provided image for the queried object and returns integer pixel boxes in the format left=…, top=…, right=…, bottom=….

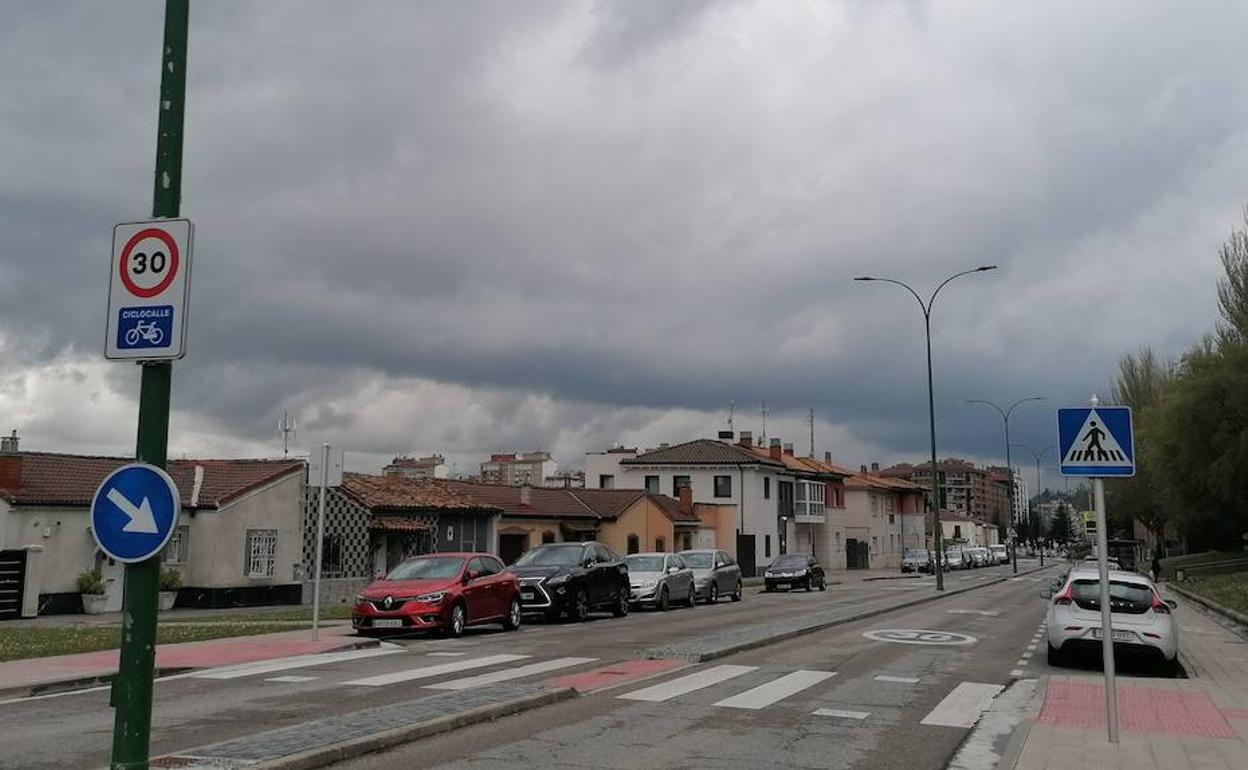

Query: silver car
left=625, top=552, right=696, bottom=611
left=679, top=549, right=743, bottom=604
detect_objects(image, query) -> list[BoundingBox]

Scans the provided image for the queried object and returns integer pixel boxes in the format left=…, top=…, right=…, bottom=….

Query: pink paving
left=0, top=627, right=369, bottom=696
left=545, top=659, right=685, bottom=693
left=1038, top=680, right=1239, bottom=739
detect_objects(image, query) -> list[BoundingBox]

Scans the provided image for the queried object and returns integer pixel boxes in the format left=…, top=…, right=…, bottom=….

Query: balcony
left=792, top=501, right=826, bottom=525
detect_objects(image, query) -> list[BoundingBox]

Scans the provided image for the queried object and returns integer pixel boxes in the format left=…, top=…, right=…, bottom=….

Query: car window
left=773, top=555, right=807, bottom=568
left=478, top=557, right=503, bottom=576
left=1071, top=579, right=1153, bottom=613
left=513, top=544, right=585, bottom=567
left=670, top=555, right=687, bottom=570
left=681, top=552, right=714, bottom=568
left=466, top=557, right=485, bottom=576
left=594, top=545, right=613, bottom=563
left=386, top=556, right=465, bottom=580
left=624, top=555, right=665, bottom=572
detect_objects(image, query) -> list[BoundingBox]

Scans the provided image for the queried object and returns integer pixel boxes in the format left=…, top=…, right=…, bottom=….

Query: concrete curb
left=245, top=687, right=577, bottom=770
left=1166, top=582, right=1248, bottom=630
left=659, top=563, right=1056, bottom=663
left=0, top=637, right=379, bottom=701
left=994, top=674, right=1048, bottom=770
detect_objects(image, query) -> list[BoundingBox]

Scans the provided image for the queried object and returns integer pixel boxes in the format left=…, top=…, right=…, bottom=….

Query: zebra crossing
left=187, top=650, right=1003, bottom=729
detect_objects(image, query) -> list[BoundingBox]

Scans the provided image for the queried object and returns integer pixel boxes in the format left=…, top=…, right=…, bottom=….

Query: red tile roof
left=442, top=481, right=697, bottom=523
left=342, top=474, right=497, bottom=512
left=844, top=472, right=926, bottom=492
left=0, top=452, right=304, bottom=509
left=622, top=439, right=786, bottom=468
left=369, top=515, right=434, bottom=532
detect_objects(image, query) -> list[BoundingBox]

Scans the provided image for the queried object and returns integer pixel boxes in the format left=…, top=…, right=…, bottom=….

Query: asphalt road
left=335, top=564, right=1074, bottom=770
left=0, top=562, right=1049, bottom=770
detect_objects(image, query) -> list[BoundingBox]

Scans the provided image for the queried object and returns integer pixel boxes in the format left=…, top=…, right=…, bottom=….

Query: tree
left=1047, top=502, right=1073, bottom=544
left=1216, top=205, right=1248, bottom=346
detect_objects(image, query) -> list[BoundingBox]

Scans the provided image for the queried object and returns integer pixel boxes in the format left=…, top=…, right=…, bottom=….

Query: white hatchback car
left=1046, top=567, right=1179, bottom=673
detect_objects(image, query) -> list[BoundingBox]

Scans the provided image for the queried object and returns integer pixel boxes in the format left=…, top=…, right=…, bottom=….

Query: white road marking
left=874, top=675, right=921, bottom=684
left=1026, top=645, right=1037, bottom=652
left=343, top=654, right=530, bottom=687
left=814, top=708, right=870, bottom=720
left=1009, top=670, right=1025, bottom=677
left=1015, top=660, right=1028, bottom=667
left=713, top=670, right=836, bottom=710
left=919, top=682, right=1005, bottom=728
left=1021, top=651, right=1033, bottom=659
left=193, top=646, right=403, bottom=680
left=265, top=675, right=318, bottom=683
left=424, top=657, right=597, bottom=690
left=947, top=609, right=1000, bottom=617
left=618, top=664, right=757, bottom=702
left=427, top=652, right=467, bottom=657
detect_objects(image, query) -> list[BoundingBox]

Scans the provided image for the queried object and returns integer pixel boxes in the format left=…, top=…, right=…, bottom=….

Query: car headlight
left=546, top=574, right=570, bottom=586
left=413, top=592, right=445, bottom=604
left=636, top=579, right=658, bottom=589
left=353, top=594, right=366, bottom=603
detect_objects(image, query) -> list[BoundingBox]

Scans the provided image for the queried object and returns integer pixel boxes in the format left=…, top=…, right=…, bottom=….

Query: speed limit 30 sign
left=105, top=219, right=193, bottom=360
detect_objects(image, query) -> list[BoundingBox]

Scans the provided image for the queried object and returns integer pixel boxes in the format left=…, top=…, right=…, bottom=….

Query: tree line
left=1106, top=207, right=1248, bottom=554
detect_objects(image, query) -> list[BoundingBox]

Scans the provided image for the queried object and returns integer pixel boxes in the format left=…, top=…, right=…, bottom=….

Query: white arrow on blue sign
left=90, top=463, right=181, bottom=563
left=1058, top=406, right=1135, bottom=477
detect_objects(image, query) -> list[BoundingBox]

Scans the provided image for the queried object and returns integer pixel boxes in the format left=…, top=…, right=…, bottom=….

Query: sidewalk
left=1, top=602, right=350, bottom=629
left=0, top=624, right=373, bottom=698
left=1007, top=583, right=1248, bottom=769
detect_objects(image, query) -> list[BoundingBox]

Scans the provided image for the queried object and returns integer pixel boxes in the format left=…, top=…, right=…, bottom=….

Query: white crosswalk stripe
left=618, top=665, right=757, bottom=702
left=920, top=682, right=1004, bottom=728
left=265, top=675, right=318, bottom=683
left=814, top=708, right=870, bottom=720
left=875, top=675, right=920, bottom=684
left=712, top=670, right=836, bottom=710
left=192, top=646, right=403, bottom=680
left=343, top=654, right=530, bottom=687
left=424, top=657, right=597, bottom=691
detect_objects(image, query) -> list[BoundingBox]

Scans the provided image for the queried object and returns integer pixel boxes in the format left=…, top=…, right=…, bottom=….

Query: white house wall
left=184, top=472, right=304, bottom=588
left=1, top=503, right=97, bottom=594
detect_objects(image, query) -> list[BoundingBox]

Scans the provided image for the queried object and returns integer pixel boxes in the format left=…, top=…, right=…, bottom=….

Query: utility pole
left=111, top=3, right=189, bottom=769
left=728, top=400, right=735, bottom=434
left=808, top=407, right=815, bottom=456
left=760, top=401, right=768, bottom=443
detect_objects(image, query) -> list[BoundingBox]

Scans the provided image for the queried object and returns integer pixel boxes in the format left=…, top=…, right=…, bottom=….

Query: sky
left=3, top=1, right=1247, bottom=491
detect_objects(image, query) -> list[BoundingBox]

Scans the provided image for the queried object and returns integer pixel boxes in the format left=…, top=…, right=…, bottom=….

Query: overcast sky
left=3, top=1, right=1246, bottom=490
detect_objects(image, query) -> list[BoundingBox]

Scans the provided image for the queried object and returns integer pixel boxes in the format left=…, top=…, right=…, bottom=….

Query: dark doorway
left=498, top=533, right=528, bottom=565
left=735, top=533, right=757, bottom=577
left=0, top=550, right=27, bottom=620
left=846, top=539, right=870, bottom=570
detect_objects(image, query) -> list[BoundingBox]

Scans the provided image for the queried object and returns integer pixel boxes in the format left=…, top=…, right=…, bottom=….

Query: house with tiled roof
left=838, top=464, right=929, bottom=570
left=444, top=481, right=700, bottom=565
left=0, top=440, right=305, bottom=617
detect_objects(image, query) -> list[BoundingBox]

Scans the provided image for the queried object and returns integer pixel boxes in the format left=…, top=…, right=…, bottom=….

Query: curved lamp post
left=965, top=397, right=1044, bottom=573
left=854, top=266, right=997, bottom=590
left=1012, top=442, right=1056, bottom=565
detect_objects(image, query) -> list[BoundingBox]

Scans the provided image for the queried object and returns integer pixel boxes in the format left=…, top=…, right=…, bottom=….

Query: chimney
left=769, top=438, right=782, bottom=460
left=824, top=451, right=832, bottom=464
left=0, top=430, right=18, bottom=453
left=738, top=430, right=752, bottom=447
left=860, top=465, right=868, bottom=473
left=0, top=432, right=20, bottom=492
left=871, top=462, right=879, bottom=473
left=520, top=484, right=531, bottom=506
left=717, top=430, right=734, bottom=442
left=678, top=486, right=693, bottom=517
left=783, top=443, right=794, bottom=456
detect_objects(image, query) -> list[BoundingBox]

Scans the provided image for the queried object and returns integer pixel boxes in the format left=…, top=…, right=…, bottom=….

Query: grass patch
left=169, top=605, right=354, bottom=623
left=1181, top=571, right=1248, bottom=616
left=0, top=623, right=308, bottom=663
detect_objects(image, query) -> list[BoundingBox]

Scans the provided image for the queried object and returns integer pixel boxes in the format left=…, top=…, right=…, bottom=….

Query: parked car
left=990, top=544, right=1010, bottom=565
left=625, top=552, right=696, bottom=610
left=901, top=549, right=933, bottom=574
left=970, top=547, right=992, bottom=568
left=944, top=546, right=970, bottom=570
left=352, top=552, right=521, bottom=638
left=507, top=541, right=630, bottom=621
left=763, top=553, right=827, bottom=592
left=1045, top=567, right=1179, bottom=674
left=679, top=549, right=744, bottom=603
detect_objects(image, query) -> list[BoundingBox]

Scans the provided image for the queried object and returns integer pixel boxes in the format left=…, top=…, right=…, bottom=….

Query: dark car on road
left=763, top=553, right=827, bottom=592
left=507, top=541, right=630, bottom=621
left=901, top=549, right=933, bottom=573
left=679, top=549, right=744, bottom=603
left=352, top=552, right=521, bottom=638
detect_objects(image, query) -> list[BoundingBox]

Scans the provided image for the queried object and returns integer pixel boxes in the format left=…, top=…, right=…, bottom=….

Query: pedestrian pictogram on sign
left=105, top=219, right=193, bottom=361
left=1058, top=407, right=1135, bottom=477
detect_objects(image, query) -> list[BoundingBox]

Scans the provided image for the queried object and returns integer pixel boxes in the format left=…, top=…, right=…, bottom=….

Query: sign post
left=1058, top=396, right=1135, bottom=745
left=307, top=445, right=343, bottom=639
left=109, top=3, right=190, bottom=769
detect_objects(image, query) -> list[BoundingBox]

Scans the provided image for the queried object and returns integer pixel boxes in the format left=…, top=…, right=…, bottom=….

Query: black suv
left=507, top=541, right=630, bottom=621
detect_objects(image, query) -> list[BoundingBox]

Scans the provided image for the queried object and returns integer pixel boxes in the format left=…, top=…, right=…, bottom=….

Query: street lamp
left=1012, top=442, right=1056, bottom=566
left=965, top=397, right=1044, bottom=573
left=854, top=265, right=997, bottom=591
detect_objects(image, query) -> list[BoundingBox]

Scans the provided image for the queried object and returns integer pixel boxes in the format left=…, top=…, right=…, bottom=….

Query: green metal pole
left=111, top=2, right=188, bottom=768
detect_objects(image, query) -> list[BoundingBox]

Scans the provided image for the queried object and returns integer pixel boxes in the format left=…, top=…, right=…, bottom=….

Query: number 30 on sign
left=105, top=219, right=193, bottom=361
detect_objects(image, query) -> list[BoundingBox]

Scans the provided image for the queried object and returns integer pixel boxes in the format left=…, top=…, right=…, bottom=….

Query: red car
left=352, top=552, right=522, bottom=637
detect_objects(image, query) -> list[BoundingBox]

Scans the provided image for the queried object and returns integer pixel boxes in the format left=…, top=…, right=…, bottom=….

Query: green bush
left=76, top=570, right=105, bottom=595
left=159, top=568, right=183, bottom=591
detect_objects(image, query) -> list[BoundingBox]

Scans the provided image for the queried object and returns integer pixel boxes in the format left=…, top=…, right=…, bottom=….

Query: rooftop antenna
left=728, top=400, right=735, bottom=433
left=809, top=407, right=815, bottom=456
left=761, top=400, right=768, bottom=443
left=278, top=410, right=297, bottom=458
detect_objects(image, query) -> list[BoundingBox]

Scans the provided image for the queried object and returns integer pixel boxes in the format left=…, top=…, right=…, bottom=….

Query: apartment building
left=880, top=459, right=1010, bottom=527
left=480, top=451, right=557, bottom=486
left=382, top=454, right=449, bottom=480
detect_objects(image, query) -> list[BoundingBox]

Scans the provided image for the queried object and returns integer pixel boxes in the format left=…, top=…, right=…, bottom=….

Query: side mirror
left=667, top=566, right=680, bottom=575
left=463, top=570, right=477, bottom=584
left=1166, top=599, right=1178, bottom=609
left=583, top=558, right=595, bottom=569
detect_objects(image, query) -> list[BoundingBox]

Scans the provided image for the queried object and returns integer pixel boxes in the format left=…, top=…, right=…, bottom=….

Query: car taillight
left=1151, top=593, right=1170, bottom=614
left=1053, top=586, right=1073, bottom=606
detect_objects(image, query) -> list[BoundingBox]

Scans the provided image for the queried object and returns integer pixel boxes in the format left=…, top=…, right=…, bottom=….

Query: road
left=0, top=562, right=1062, bottom=770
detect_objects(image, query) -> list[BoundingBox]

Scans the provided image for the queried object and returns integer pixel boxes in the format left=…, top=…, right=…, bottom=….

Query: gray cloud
left=3, top=1, right=1247, bottom=486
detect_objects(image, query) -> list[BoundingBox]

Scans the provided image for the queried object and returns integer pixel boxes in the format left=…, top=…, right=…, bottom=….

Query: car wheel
left=764, top=584, right=774, bottom=593
left=503, top=597, right=522, bottom=631
left=707, top=583, right=719, bottom=605
left=686, top=585, right=697, bottom=608
left=568, top=587, right=590, bottom=622
left=818, top=576, right=827, bottom=591
left=612, top=589, right=630, bottom=617
left=1046, top=643, right=1063, bottom=667
left=1161, top=655, right=1180, bottom=678
left=657, top=586, right=670, bottom=611
left=805, top=578, right=813, bottom=592
left=445, top=603, right=467, bottom=638
left=731, top=581, right=742, bottom=602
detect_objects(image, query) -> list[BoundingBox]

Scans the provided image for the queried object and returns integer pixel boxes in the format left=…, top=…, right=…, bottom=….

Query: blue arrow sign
left=90, top=463, right=181, bottom=563
left=1058, top=407, right=1135, bottom=477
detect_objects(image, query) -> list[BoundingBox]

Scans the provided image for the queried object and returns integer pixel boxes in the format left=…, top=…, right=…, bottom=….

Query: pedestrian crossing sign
left=1057, top=406, right=1135, bottom=477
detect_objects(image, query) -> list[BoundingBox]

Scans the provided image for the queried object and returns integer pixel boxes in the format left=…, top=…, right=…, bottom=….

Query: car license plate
left=1092, top=629, right=1133, bottom=641
left=521, top=589, right=536, bottom=600
left=373, top=618, right=403, bottom=629
left=776, top=583, right=790, bottom=590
